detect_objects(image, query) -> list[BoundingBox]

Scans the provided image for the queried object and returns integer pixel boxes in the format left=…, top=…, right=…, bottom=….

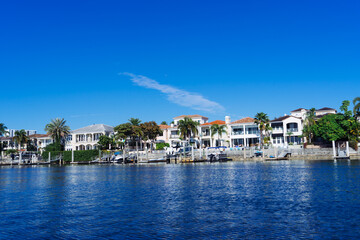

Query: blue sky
left=1, top=0, right=359, bottom=132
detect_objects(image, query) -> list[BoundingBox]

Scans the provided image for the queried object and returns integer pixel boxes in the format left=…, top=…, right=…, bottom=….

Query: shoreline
left=1, top=155, right=360, bottom=167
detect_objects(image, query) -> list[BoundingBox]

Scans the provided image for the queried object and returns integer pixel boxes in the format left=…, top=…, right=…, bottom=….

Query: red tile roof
left=173, top=114, right=208, bottom=119
left=159, top=124, right=170, bottom=129
left=230, top=117, right=255, bottom=124
left=201, top=120, right=225, bottom=126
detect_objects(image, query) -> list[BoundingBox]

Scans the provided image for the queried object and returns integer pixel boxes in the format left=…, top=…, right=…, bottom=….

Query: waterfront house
left=157, top=124, right=171, bottom=143
left=200, top=119, right=227, bottom=147
left=28, top=134, right=53, bottom=151
left=270, top=115, right=303, bottom=146
left=160, top=114, right=209, bottom=146
left=68, top=124, right=114, bottom=150
left=228, top=117, right=260, bottom=147
left=315, top=107, right=337, bottom=117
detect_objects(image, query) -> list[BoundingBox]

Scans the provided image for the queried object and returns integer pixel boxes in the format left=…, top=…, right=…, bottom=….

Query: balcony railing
left=170, top=134, right=180, bottom=139
left=287, top=128, right=298, bottom=132
left=232, top=132, right=244, bottom=135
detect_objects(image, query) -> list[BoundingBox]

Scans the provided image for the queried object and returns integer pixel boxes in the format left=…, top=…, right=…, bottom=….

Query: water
left=1, top=161, right=360, bottom=239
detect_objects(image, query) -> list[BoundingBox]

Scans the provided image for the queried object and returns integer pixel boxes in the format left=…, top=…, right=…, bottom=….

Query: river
left=1, top=160, right=360, bottom=239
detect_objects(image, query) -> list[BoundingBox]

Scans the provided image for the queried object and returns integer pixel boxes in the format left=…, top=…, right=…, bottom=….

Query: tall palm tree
left=0, top=123, right=7, bottom=136
left=303, top=108, right=316, bottom=143
left=177, top=117, right=199, bottom=141
left=13, top=129, right=28, bottom=150
left=210, top=124, right=227, bottom=147
left=353, top=97, right=360, bottom=118
left=128, top=118, right=142, bottom=151
left=254, top=112, right=271, bottom=148
left=45, top=118, right=70, bottom=144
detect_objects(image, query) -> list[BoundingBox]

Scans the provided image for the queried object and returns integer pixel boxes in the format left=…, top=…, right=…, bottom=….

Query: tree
left=177, top=117, right=199, bottom=141
left=0, top=123, right=7, bottom=136
left=160, top=121, right=167, bottom=125
left=0, top=123, right=7, bottom=158
left=97, top=135, right=115, bottom=150
left=26, top=139, right=37, bottom=151
left=303, top=108, right=316, bottom=143
left=128, top=118, right=143, bottom=151
left=114, top=123, right=133, bottom=149
left=340, top=100, right=352, bottom=118
left=287, top=131, right=294, bottom=144
left=128, top=118, right=141, bottom=126
left=254, top=112, right=271, bottom=148
left=313, top=100, right=359, bottom=144
left=353, top=97, right=360, bottom=118
left=44, top=142, right=63, bottom=151
left=45, top=118, right=70, bottom=144
left=140, top=121, right=162, bottom=152
left=13, top=129, right=28, bottom=150
left=210, top=124, right=227, bottom=147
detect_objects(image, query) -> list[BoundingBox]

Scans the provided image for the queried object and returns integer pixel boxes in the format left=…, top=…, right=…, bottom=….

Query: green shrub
left=42, top=149, right=99, bottom=162
left=44, top=142, right=63, bottom=151
left=5, top=149, right=17, bottom=155
left=156, top=142, right=170, bottom=150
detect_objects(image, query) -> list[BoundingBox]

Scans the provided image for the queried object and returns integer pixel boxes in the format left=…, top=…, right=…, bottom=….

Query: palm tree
left=287, top=131, right=294, bottom=144
left=0, top=123, right=7, bottom=136
left=0, top=123, right=7, bottom=159
left=254, top=112, right=271, bottom=148
left=177, top=117, right=199, bottom=141
left=13, top=129, right=28, bottom=150
left=303, top=108, right=316, bottom=143
left=129, top=118, right=141, bottom=126
left=353, top=97, right=360, bottom=118
left=128, top=118, right=142, bottom=150
left=210, top=124, right=227, bottom=147
left=45, top=118, right=70, bottom=144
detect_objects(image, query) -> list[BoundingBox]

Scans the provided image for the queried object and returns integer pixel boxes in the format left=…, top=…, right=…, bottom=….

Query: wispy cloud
left=121, top=73, right=225, bottom=113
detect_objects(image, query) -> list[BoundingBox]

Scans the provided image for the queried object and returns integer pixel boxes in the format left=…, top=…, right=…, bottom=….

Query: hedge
left=42, top=150, right=100, bottom=162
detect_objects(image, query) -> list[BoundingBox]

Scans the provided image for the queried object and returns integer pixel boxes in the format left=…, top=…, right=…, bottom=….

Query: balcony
left=232, top=132, right=244, bottom=135
left=170, top=134, right=180, bottom=139
left=287, top=128, right=299, bottom=133
left=272, top=128, right=284, bottom=133
left=246, top=131, right=260, bottom=136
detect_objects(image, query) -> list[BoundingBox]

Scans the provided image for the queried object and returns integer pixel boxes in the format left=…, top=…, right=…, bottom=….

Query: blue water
left=1, top=161, right=360, bottom=239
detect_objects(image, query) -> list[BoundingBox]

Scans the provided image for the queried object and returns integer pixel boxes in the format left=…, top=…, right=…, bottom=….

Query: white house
left=228, top=117, right=260, bottom=147
left=290, top=107, right=337, bottom=120
left=199, top=119, right=227, bottom=147
left=164, top=115, right=209, bottom=147
left=270, top=115, right=303, bottom=147
left=28, top=134, right=53, bottom=150
left=68, top=124, right=114, bottom=150
left=315, top=107, right=337, bottom=117
left=157, top=124, right=171, bottom=143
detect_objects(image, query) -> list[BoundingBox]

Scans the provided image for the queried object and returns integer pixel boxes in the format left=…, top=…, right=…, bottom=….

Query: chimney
left=225, top=116, right=231, bottom=124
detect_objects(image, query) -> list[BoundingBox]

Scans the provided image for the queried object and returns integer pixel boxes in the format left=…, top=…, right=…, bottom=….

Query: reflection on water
left=1, top=161, right=360, bottom=239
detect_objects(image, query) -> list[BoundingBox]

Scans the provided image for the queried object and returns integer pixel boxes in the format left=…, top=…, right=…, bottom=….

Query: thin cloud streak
left=121, top=73, right=225, bottom=113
